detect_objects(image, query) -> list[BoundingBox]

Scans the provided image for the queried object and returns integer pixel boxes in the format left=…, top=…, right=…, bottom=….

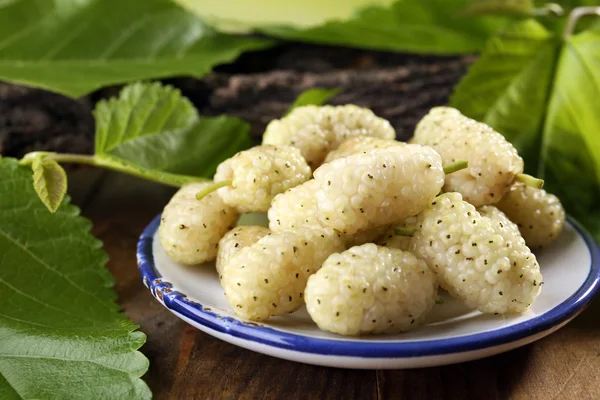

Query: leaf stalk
left=563, top=6, right=600, bottom=40
left=20, top=152, right=204, bottom=187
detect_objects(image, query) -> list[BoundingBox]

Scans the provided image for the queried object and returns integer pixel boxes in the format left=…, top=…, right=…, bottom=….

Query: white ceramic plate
left=137, top=214, right=600, bottom=369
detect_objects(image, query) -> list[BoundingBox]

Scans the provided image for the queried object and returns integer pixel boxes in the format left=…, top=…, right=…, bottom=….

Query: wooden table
left=73, top=171, right=600, bottom=400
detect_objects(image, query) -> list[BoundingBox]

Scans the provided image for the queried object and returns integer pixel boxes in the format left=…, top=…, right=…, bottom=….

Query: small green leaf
left=463, top=0, right=535, bottom=16
left=286, top=88, right=341, bottom=114
left=31, top=155, right=68, bottom=213
left=0, top=0, right=273, bottom=97
left=0, top=157, right=150, bottom=399
left=94, top=82, right=198, bottom=155
left=259, top=0, right=512, bottom=54
left=94, top=82, right=253, bottom=179
left=450, top=19, right=559, bottom=168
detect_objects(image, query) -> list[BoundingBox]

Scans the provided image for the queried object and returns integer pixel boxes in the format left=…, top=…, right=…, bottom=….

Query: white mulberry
left=214, top=144, right=311, bottom=213
left=477, top=205, right=521, bottom=238
left=324, top=136, right=403, bottom=163
left=412, top=107, right=524, bottom=206
left=159, top=182, right=239, bottom=265
left=305, top=244, right=437, bottom=335
left=313, top=145, right=444, bottom=234
left=221, top=228, right=345, bottom=321
left=409, top=192, right=542, bottom=314
left=268, top=180, right=331, bottom=234
left=216, top=226, right=270, bottom=275
left=263, top=105, right=395, bottom=168
left=496, top=184, right=566, bottom=249
left=269, top=180, right=391, bottom=247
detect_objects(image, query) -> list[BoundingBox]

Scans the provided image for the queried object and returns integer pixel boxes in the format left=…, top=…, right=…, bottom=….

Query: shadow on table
left=377, top=344, right=533, bottom=399
left=569, top=294, right=600, bottom=332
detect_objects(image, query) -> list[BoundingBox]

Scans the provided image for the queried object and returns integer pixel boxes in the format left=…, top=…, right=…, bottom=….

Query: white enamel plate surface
left=137, top=214, right=600, bottom=369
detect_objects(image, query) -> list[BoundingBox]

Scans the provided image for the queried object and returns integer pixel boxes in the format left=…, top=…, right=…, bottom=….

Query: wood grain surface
left=75, top=172, right=600, bottom=400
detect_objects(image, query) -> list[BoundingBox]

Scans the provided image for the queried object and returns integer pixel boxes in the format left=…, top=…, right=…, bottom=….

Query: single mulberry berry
left=221, top=228, right=344, bottom=321
left=263, top=105, right=395, bottom=168
left=269, top=179, right=392, bottom=247
left=159, top=182, right=239, bottom=265
left=216, top=226, right=270, bottom=275
left=409, top=192, right=542, bottom=314
left=496, top=184, right=565, bottom=249
left=324, top=136, right=403, bottom=163
left=268, top=180, right=332, bottom=234
left=313, top=145, right=445, bottom=234
left=212, top=145, right=311, bottom=213
left=413, top=107, right=530, bottom=206
left=305, top=244, right=438, bottom=335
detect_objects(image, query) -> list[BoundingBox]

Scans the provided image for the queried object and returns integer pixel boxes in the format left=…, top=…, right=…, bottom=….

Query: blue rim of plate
left=137, top=214, right=600, bottom=358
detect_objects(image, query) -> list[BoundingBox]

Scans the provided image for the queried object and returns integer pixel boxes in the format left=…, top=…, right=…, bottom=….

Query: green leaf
left=94, top=82, right=253, bottom=179
left=259, top=0, right=512, bottom=54
left=286, top=88, right=341, bottom=114
left=463, top=0, right=535, bottom=16
left=94, top=82, right=198, bottom=155
left=451, top=19, right=559, bottom=167
left=540, top=28, right=600, bottom=242
left=0, top=157, right=150, bottom=399
left=0, top=0, right=273, bottom=97
left=450, top=18, right=600, bottom=242
left=31, top=155, right=68, bottom=213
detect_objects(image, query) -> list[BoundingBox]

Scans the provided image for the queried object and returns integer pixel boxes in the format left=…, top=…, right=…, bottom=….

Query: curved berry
left=263, top=105, right=395, bottom=168
left=159, top=182, right=239, bottom=265
left=413, top=107, right=524, bottom=206
left=313, top=145, right=444, bottom=234
left=216, top=226, right=270, bottom=275
left=305, top=244, right=437, bottom=335
left=214, top=145, right=311, bottom=213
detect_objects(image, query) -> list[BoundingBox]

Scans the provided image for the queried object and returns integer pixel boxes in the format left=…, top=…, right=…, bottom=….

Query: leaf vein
left=97, top=10, right=166, bottom=60
left=0, top=225, right=110, bottom=308
left=0, top=278, right=99, bottom=324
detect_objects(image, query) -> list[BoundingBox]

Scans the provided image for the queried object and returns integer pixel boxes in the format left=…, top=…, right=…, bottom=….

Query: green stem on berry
left=394, top=227, right=416, bottom=237
left=435, top=296, right=445, bottom=305
left=516, top=174, right=544, bottom=189
left=196, top=180, right=232, bottom=201
left=443, top=160, right=468, bottom=175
